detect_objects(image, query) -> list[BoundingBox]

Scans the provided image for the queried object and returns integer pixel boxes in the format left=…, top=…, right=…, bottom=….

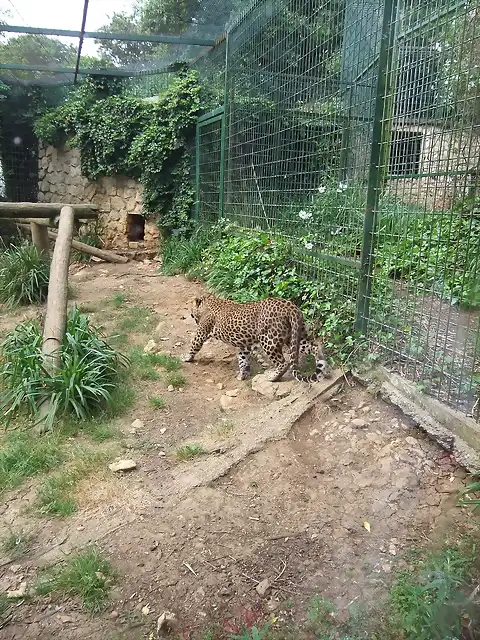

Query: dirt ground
left=0, top=260, right=477, bottom=640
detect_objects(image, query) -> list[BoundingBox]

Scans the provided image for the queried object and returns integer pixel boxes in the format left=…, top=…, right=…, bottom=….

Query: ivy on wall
left=34, top=71, right=201, bottom=233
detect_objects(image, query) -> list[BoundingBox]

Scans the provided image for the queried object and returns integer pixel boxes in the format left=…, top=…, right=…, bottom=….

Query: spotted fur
left=183, top=293, right=330, bottom=383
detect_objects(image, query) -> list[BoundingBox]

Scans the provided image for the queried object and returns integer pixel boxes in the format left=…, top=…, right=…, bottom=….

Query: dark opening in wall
left=388, top=131, right=422, bottom=176
left=127, top=214, right=145, bottom=241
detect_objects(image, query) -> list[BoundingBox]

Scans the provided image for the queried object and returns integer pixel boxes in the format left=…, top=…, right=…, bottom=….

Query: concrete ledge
left=355, top=365, right=480, bottom=473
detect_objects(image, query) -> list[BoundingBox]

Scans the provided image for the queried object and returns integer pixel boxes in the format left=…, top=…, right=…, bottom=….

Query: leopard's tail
left=290, top=309, right=328, bottom=383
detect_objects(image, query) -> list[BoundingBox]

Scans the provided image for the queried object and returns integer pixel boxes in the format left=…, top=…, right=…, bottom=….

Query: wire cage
left=1, top=0, right=479, bottom=420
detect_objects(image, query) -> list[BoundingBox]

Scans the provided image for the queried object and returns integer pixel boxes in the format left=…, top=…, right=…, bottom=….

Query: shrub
left=0, top=305, right=129, bottom=429
left=0, top=242, right=50, bottom=307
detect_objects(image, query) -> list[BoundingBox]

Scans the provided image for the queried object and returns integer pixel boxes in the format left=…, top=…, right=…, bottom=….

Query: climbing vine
left=34, top=71, right=201, bottom=232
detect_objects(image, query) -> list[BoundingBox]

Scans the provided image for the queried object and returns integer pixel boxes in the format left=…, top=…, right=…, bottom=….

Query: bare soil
left=0, top=261, right=477, bottom=640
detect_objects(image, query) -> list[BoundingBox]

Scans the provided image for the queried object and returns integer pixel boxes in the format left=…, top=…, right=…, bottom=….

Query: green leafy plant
left=71, top=233, right=101, bottom=264
left=35, top=71, right=201, bottom=232
left=389, top=544, right=476, bottom=640
left=0, top=242, right=50, bottom=307
left=0, top=305, right=129, bottom=428
left=36, top=546, right=116, bottom=612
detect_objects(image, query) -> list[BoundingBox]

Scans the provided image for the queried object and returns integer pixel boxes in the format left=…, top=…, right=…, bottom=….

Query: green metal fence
left=196, top=0, right=480, bottom=419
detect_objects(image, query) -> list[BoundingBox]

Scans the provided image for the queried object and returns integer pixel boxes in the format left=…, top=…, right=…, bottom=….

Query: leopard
left=183, top=293, right=331, bottom=383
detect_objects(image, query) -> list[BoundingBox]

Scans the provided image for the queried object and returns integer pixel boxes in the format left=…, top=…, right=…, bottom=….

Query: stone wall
left=38, top=145, right=160, bottom=251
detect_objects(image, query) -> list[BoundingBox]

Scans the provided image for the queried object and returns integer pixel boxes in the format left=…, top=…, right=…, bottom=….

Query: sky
left=0, top=0, right=136, bottom=56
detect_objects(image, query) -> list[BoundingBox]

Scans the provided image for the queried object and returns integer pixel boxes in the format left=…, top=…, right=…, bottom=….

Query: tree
left=0, top=34, right=77, bottom=80
left=96, top=0, right=237, bottom=67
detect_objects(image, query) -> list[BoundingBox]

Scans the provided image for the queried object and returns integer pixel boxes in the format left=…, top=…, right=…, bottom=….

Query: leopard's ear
left=194, top=297, right=203, bottom=307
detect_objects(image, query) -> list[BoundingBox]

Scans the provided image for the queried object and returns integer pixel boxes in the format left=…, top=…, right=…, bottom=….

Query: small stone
left=141, top=604, right=150, bottom=616
left=158, top=451, right=166, bottom=457
left=220, top=395, right=237, bottom=410
left=157, top=611, right=176, bottom=635
left=351, top=418, right=368, bottom=428
left=144, top=339, right=157, bottom=354
left=216, top=382, right=224, bottom=390
left=7, top=581, right=27, bottom=599
left=388, top=543, right=397, bottom=556
left=167, top=385, right=175, bottom=392
left=109, top=610, right=119, bottom=619
left=60, top=615, right=74, bottom=624
left=159, top=427, right=167, bottom=435
left=255, top=578, right=271, bottom=597
left=109, top=459, right=137, bottom=472
left=310, top=429, right=319, bottom=436
left=225, top=389, right=239, bottom=397
left=361, top=406, right=371, bottom=413
left=131, top=419, right=143, bottom=431
left=405, top=436, right=418, bottom=446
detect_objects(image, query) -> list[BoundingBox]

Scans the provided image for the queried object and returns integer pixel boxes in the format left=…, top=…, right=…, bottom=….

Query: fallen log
left=17, top=223, right=129, bottom=264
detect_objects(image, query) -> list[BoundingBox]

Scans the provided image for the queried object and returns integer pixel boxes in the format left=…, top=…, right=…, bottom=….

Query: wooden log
left=22, top=217, right=95, bottom=226
left=37, top=206, right=75, bottom=433
left=30, top=222, right=50, bottom=256
left=0, top=202, right=98, bottom=218
left=17, top=223, right=129, bottom=264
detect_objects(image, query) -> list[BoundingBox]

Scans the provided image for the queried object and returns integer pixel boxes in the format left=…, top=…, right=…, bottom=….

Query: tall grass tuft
left=0, top=242, right=50, bottom=307
left=161, top=225, right=219, bottom=278
left=0, top=305, right=129, bottom=429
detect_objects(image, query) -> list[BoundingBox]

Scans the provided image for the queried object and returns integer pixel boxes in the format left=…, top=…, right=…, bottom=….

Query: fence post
left=194, top=119, right=201, bottom=222
left=219, top=32, right=230, bottom=221
left=355, top=0, right=398, bottom=334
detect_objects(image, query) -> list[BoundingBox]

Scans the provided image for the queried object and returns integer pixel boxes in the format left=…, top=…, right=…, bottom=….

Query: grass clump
left=175, top=443, right=206, bottom=461
left=161, top=225, right=216, bottom=278
left=35, top=449, right=109, bottom=517
left=388, top=543, right=477, bottom=640
left=149, top=395, right=166, bottom=410
left=36, top=546, right=116, bottom=612
left=130, top=347, right=183, bottom=383
left=165, top=370, right=187, bottom=389
left=215, top=421, right=234, bottom=438
left=0, top=431, right=64, bottom=494
left=117, top=305, right=155, bottom=333
left=0, top=305, right=129, bottom=429
left=0, top=242, right=50, bottom=307
left=1, top=529, right=34, bottom=558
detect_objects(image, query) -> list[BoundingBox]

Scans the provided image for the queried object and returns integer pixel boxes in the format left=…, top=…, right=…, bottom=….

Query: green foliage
left=175, top=443, right=206, bottom=461
left=149, top=395, right=166, bottom=410
left=36, top=546, right=116, bottom=612
left=201, top=224, right=359, bottom=359
left=0, top=242, right=50, bottom=307
left=377, top=206, right=480, bottom=309
left=0, top=431, right=64, bottom=494
left=71, top=233, right=101, bottom=264
left=228, top=624, right=271, bottom=640
left=0, top=306, right=129, bottom=428
left=389, top=544, right=476, bottom=640
left=161, top=225, right=217, bottom=277
left=35, top=71, right=201, bottom=231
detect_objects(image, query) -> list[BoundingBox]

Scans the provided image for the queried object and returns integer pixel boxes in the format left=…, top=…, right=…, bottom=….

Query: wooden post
left=30, top=221, right=50, bottom=256
left=37, top=205, right=75, bottom=433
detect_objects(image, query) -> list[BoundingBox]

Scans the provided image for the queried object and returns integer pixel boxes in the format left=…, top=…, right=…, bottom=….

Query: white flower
left=336, top=181, right=348, bottom=193
left=434, top=42, right=442, bottom=52
left=304, top=241, right=313, bottom=251
left=298, top=210, right=312, bottom=220
left=317, top=185, right=327, bottom=194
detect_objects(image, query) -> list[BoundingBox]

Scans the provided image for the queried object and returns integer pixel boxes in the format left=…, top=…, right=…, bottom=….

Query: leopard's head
left=190, top=295, right=208, bottom=324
